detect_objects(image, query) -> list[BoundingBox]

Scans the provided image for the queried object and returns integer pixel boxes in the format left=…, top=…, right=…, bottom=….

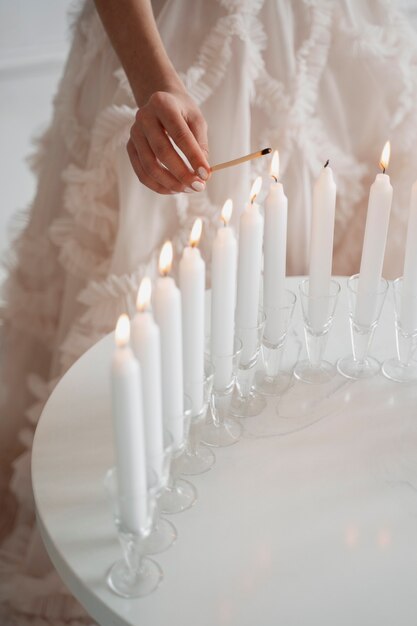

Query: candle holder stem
left=177, top=359, right=216, bottom=475
left=104, top=468, right=162, bottom=598
left=304, top=329, right=327, bottom=367
left=350, top=318, right=376, bottom=365
left=294, top=279, right=340, bottom=384
left=382, top=277, right=417, bottom=382
left=201, top=339, right=243, bottom=447
left=337, top=275, right=388, bottom=380
left=158, top=398, right=197, bottom=514
left=255, top=290, right=297, bottom=396
left=230, top=311, right=267, bottom=417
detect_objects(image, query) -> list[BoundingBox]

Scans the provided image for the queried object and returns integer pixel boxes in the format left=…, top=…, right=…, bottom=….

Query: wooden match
left=210, top=148, right=272, bottom=173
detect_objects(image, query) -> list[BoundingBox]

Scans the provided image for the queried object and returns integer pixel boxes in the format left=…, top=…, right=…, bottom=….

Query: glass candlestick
left=337, top=274, right=389, bottom=379
left=158, top=396, right=197, bottom=514
left=382, top=277, right=417, bottom=382
left=230, top=311, right=266, bottom=417
left=294, top=278, right=341, bottom=384
left=144, top=431, right=177, bottom=554
left=201, top=339, right=243, bottom=447
left=104, top=468, right=162, bottom=598
left=178, top=356, right=215, bottom=475
left=255, top=289, right=297, bottom=396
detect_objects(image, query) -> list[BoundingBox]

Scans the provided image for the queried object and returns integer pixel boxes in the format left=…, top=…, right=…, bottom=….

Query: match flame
left=270, top=150, right=279, bottom=181
left=190, top=218, right=202, bottom=248
left=159, top=241, right=173, bottom=276
left=136, top=277, right=152, bottom=312
left=221, top=199, right=233, bottom=225
left=115, top=314, right=130, bottom=348
left=379, top=141, right=391, bottom=173
left=250, top=176, right=262, bottom=203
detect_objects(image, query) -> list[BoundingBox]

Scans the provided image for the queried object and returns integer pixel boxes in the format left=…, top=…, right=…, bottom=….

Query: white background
left=0, top=0, right=73, bottom=291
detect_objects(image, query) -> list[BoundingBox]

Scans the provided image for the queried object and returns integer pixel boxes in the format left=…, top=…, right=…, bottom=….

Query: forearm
left=94, top=0, right=184, bottom=106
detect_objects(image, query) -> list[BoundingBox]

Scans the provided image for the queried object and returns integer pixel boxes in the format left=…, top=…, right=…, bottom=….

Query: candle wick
left=324, top=159, right=330, bottom=168
left=272, top=175, right=278, bottom=183
left=382, top=166, right=386, bottom=174
left=251, top=195, right=256, bottom=204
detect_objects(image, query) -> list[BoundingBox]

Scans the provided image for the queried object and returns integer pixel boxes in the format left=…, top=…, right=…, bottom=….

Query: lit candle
left=111, top=314, right=148, bottom=534
left=179, top=219, right=205, bottom=413
left=356, top=142, right=393, bottom=326
left=153, top=242, right=184, bottom=449
left=211, top=199, right=238, bottom=390
left=235, top=177, right=264, bottom=361
left=131, top=278, right=164, bottom=483
left=401, top=179, right=417, bottom=333
left=263, top=150, right=288, bottom=343
left=308, top=160, right=336, bottom=331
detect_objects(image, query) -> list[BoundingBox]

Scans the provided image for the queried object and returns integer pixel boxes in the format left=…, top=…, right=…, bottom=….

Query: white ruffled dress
left=1, top=0, right=417, bottom=623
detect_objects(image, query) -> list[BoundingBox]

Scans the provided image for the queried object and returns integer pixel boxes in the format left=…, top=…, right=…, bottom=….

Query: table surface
left=32, top=277, right=417, bottom=626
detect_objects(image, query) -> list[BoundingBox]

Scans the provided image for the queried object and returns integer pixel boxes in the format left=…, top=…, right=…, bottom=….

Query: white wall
left=0, top=0, right=73, bottom=289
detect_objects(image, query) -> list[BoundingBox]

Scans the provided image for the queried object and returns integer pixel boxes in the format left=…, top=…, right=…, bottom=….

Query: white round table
left=32, top=277, right=417, bottom=626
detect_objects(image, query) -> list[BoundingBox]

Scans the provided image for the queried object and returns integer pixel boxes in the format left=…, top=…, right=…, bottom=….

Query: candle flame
left=189, top=218, right=203, bottom=247
left=115, top=314, right=130, bottom=347
left=270, top=150, right=279, bottom=182
left=250, top=176, right=262, bottom=203
left=159, top=241, right=173, bottom=276
left=221, top=198, right=233, bottom=225
left=136, top=277, right=152, bottom=312
left=379, top=141, right=391, bottom=173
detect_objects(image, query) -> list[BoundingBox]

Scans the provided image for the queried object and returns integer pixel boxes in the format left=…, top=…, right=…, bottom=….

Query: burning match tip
left=262, top=148, right=272, bottom=155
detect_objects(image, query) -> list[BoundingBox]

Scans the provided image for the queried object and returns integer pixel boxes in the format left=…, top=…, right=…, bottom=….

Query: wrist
left=132, top=67, right=186, bottom=107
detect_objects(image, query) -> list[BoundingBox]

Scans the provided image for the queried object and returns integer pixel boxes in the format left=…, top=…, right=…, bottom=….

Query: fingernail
left=184, top=187, right=193, bottom=193
left=197, top=167, right=209, bottom=180
left=191, top=180, right=205, bottom=192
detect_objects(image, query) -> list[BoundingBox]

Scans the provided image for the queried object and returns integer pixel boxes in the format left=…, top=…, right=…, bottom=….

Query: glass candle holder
left=382, top=277, right=417, bottom=382
left=294, top=279, right=341, bottom=384
left=104, top=467, right=162, bottom=598
left=201, top=338, right=243, bottom=447
left=158, top=396, right=197, bottom=515
left=255, top=289, right=297, bottom=396
left=178, top=356, right=215, bottom=475
left=230, top=311, right=267, bottom=417
left=337, top=274, right=389, bottom=379
left=143, top=431, right=178, bottom=555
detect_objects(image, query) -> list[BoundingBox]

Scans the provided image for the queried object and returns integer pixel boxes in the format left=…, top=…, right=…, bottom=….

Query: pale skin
left=94, top=0, right=211, bottom=195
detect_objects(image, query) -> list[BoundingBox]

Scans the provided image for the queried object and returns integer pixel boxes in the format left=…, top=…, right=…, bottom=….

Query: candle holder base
left=143, top=516, right=177, bottom=555
left=382, top=357, right=417, bottom=383
left=158, top=477, right=197, bottom=515
left=179, top=443, right=215, bottom=475
left=337, top=354, right=380, bottom=380
left=294, top=359, right=336, bottom=384
left=201, top=412, right=242, bottom=447
left=254, top=369, right=292, bottom=397
left=229, top=389, right=266, bottom=418
left=107, top=556, right=162, bottom=598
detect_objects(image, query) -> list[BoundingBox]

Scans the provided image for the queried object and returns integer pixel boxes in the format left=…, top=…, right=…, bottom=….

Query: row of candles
left=111, top=143, right=417, bottom=534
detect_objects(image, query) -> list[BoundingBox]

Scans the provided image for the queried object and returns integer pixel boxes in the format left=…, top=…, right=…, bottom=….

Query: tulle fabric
left=1, top=0, right=417, bottom=622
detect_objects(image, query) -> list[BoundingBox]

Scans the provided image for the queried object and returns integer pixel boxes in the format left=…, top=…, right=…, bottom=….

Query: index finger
left=158, top=108, right=210, bottom=176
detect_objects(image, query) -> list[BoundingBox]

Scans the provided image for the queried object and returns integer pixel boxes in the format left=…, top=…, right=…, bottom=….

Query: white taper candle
left=264, top=150, right=288, bottom=343
left=153, top=242, right=184, bottom=449
left=131, top=278, right=164, bottom=484
left=111, top=314, right=148, bottom=534
left=211, top=199, right=238, bottom=389
left=308, top=161, right=336, bottom=332
left=356, top=142, right=393, bottom=326
left=179, top=219, right=205, bottom=413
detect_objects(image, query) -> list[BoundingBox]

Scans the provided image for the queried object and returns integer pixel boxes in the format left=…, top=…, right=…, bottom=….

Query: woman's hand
left=127, top=90, right=210, bottom=195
